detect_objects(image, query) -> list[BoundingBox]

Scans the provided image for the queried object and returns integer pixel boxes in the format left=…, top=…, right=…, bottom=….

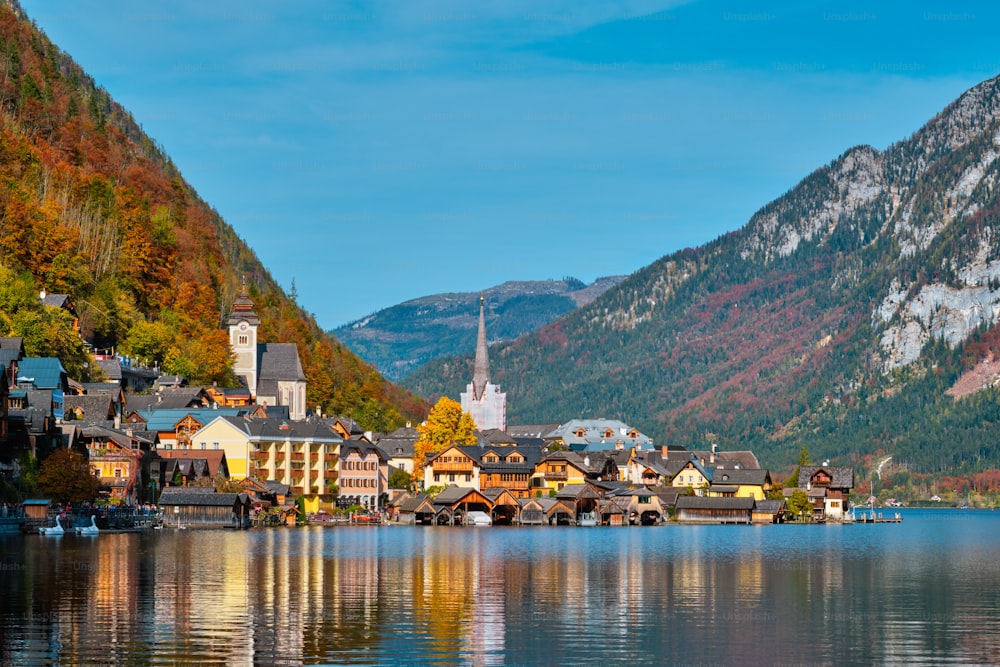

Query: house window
left=213, top=442, right=219, bottom=450
left=449, top=474, right=455, bottom=482
left=238, top=334, right=248, bottom=345
left=434, top=474, right=441, bottom=482
left=200, top=442, right=206, bottom=450
left=114, top=468, right=122, bottom=478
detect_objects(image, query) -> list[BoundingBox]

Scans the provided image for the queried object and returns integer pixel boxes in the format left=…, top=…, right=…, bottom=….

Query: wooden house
left=798, top=466, right=854, bottom=521
left=752, top=499, right=785, bottom=524
left=478, top=445, right=542, bottom=498
left=423, top=445, right=482, bottom=490
left=78, top=425, right=149, bottom=502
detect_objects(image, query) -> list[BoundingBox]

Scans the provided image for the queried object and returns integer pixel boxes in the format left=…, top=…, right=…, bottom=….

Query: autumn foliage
left=0, top=6, right=426, bottom=430
left=413, top=397, right=478, bottom=478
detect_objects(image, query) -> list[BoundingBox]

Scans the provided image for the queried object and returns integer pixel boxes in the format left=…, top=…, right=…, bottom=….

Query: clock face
left=239, top=322, right=248, bottom=331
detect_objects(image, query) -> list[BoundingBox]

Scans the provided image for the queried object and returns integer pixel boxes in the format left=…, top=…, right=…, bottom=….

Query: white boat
left=39, top=516, right=65, bottom=536
left=76, top=515, right=99, bottom=536
left=577, top=512, right=598, bottom=527
left=466, top=511, right=492, bottom=526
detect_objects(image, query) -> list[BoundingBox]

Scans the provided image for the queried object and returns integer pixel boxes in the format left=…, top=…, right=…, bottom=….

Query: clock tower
left=228, top=287, right=261, bottom=395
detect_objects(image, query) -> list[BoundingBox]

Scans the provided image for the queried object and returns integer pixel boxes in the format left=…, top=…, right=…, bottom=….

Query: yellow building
left=669, top=456, right=712, bottom=492
left=530, top=451, right=597, bottom=494
left=707, top=468, right=772, bottom=501
left=190, top=416, right=342, bottom=513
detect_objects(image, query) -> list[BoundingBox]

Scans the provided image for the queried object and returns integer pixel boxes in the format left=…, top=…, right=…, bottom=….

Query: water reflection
left=1, top=510, right=1000, bottom=665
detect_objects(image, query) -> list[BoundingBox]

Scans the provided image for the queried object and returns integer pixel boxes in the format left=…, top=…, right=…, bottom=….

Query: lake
left=1, top=508, right=999, bottom=666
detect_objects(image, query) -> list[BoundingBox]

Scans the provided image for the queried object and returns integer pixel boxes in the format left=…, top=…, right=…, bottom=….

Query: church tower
left=228, top=287, right=261, bottom=395
left=460, top=295, right=507, bottom=431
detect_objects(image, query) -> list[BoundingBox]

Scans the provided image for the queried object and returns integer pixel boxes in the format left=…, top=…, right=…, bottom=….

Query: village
left=1, top=288, right=861, bottom=532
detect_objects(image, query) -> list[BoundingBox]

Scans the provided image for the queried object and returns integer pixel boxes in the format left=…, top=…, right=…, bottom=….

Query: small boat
left=577, top=512, right=598, bottom=527
left=466, top=511, right=492, bottom=526
left=76, top=515, right=99, bottom=536
left=39, top=516, right=65, bottom=536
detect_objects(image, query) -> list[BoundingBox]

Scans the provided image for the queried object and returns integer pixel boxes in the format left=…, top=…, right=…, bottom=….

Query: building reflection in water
left=4, top=518, right=1000, bottom=666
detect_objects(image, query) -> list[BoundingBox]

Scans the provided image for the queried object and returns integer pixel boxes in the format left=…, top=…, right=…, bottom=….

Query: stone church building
left=227, top=288, right=307, bottom=420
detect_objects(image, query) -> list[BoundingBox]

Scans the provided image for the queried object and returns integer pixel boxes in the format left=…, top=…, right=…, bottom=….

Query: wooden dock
left=850, top=512, right=902, bottom=523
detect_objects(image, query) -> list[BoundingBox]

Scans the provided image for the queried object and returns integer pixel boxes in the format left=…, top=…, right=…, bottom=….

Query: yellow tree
left=413, top=397, right=477, bottom=481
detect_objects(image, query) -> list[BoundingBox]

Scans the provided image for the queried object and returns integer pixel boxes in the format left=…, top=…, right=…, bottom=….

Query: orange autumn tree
left=413, top=397, right=478, bottom=483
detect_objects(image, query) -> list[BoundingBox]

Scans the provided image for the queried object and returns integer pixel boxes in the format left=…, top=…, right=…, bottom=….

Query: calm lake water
left=1, top=508, right=999, bottom=666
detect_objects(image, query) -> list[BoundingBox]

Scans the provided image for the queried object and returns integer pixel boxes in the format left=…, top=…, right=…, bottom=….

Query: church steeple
left=228, top=285, right=260, bottom=395
left=461, top=293, right=506, bottom=431
left=227, top=285, right=260, bottom=326
left=473, top=294, right=489, bottom=400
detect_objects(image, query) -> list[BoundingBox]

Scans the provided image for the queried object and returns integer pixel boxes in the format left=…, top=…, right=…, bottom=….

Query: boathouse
left=675, top=496, right=754, bottom=524
left=158, top=487, right=252, bottom=527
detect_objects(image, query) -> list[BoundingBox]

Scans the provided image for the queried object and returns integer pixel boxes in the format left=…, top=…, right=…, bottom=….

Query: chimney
left=661, top=445, right=668, bottom=460
left=710, top=443, right=717, bottom=465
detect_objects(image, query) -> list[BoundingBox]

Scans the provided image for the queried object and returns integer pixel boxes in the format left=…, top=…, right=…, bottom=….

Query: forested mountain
left=334, top=276, right=624, bottom=381
left=0, top=2, right=425, bottom=431
left=405, top=74, right=1000, bottom=475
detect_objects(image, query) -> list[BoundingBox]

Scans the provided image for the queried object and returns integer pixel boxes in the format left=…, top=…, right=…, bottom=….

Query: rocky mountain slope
left=405, top=74, right=1000, bottom=474
left=334, top=277, right=624, bottom=381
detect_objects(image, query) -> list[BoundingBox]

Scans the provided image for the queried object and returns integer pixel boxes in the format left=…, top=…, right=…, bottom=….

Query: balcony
left=274, top=453, right=286, bottom=462
left=253, top=467, right=269, bottom=478
left=434, top=461, right=474, bottom=473
left=290, top=452, right=305, bottom=462
left=544, top=471, right=568, bottom=481
left=291, top=486, right=304, bottom=495
left=325, top=454, right=339, bottom=463
left=251, top=451, right=269, bottom=462
left=310, top=453, right=319, bottom=463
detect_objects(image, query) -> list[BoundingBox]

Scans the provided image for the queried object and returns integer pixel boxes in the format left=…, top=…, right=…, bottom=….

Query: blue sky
left=20, top=0, right=999, bottom=328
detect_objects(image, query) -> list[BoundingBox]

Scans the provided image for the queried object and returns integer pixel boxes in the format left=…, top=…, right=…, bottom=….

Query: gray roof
left=754, top=499, right=785, bottom=513
left=398, top=493, right=434, bottom=513
left=0, top=337, right=24, bottom=352
left=257, top=343, right=306, bottom=388
left=64, top=395, right=116, bottom=421
left=39, top=293, right=72, bottom=310
left=711, top=468, right=771, bottom=486
left=158, top=487, right=246, bottom=506
left=799, top=466, right=854, bottom=489
left=219, top=415, right=342, bottom=443
left=376, top=426, right=417, bottom=459
left=690, top=450, right=761, bottom=470
left=506, top=424, right=561, bottom=439
left=432, top=484, right=481, bottom=505
left=263, top=481, right=291, bottom=495
left=545, top=419, right=654, bottom=452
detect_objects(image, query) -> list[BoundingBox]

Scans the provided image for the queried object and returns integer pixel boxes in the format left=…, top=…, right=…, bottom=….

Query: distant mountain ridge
left=334, top=277, right=625, bottom=381
left=404, top=74, right=1000, bottom=475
